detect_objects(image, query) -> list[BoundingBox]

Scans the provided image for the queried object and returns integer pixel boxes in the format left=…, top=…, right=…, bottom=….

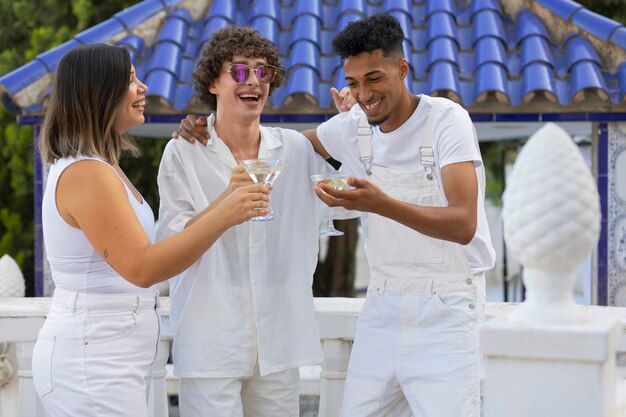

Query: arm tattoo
left=104, top=249, right=109, bottom=258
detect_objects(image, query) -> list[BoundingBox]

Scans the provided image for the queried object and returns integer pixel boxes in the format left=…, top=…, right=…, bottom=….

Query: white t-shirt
left=316, top=94, right=496, bottom=273
left=156, top=115, right=328, bottom=378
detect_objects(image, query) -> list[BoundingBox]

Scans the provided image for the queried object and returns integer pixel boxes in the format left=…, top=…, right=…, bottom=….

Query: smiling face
left=344, top=49, right=412, bottom=132
left=209, top=55, right=270, bottom=121
left=114, top=65, right=148, bottom=134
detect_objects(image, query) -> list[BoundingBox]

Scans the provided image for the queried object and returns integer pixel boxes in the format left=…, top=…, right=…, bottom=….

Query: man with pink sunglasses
left=155, top=26, right=331, bottom=417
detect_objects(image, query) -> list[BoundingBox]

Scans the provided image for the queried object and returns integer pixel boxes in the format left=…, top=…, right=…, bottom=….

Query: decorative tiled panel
left=607, top=122, right=626, bottom=306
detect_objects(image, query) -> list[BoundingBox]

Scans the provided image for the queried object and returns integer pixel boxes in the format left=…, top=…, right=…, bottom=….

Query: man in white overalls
left=306, top=13, right=496, bottom=417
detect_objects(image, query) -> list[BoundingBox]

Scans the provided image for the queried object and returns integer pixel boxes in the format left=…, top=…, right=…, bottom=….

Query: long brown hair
left=39, top=43, right=138, bottom=164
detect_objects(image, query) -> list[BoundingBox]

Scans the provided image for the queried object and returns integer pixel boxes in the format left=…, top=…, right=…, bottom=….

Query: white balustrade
left=2, top=298, right=626, bottom=417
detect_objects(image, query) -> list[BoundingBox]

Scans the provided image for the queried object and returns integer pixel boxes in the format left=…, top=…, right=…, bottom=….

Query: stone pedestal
left=481, top=314, right=620, bottom=417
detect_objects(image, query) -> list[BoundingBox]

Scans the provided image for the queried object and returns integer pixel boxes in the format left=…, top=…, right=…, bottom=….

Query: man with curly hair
left=307, top=13, right=496, bottom=417
left=155, top=26, right=329, bottom=417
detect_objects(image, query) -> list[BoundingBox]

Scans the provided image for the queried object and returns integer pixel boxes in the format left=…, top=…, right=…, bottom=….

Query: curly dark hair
left=193, top=26, right=285, bottom=110
left=332, top=13, right=404, bottom=62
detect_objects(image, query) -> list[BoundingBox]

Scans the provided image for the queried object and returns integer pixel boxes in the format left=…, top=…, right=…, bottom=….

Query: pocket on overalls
left=431, top=287, right=478, bottom=330
left=32, top=334, right=55, bottom=397
left=369, top=193, right=444, bottom=265
left=83, top=310, right=137, bottom=344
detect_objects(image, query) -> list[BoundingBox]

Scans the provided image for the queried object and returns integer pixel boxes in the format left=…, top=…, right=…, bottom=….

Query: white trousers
left=179, top=366, right=300, bottom=417
left=340, top=276, right=485, bottom=417
left=32, top=288, right=160, bottom=417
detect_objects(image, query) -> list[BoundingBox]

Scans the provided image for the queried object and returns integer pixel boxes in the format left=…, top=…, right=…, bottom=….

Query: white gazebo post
left=481, top=123, right=620, bottom=417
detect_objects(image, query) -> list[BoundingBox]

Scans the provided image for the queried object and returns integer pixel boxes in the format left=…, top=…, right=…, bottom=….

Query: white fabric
left=42, top=155, right=155, bottom=294
left=32, top=288, right=160, bottom=417
left=316, top=94, right=496, bottom=273
left=156, top=114, right=328, bottom=378
left=179, top=367, right=300, bottom=417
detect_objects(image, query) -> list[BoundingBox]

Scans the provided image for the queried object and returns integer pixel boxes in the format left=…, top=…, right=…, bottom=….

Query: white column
left=16, top=341, right=46, bottom=417
left=484, top=122, right=619, bottom=417
left=318, top=339, right=351, bottom=417
left=482, top=315, right=620, bottom=417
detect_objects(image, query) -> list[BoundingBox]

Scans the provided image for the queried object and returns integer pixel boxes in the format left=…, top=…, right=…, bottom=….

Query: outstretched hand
left=172, top=115, right=210, bottom=146
left=314, top=176, right=386, bottom=214
left=331, top=87, right=356, bottom=113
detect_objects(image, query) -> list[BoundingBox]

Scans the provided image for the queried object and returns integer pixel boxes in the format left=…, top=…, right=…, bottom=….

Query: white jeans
left=32, top=288, right=160, bottom=417
left=340, top=275, right=485, bottom=417
left=179, top=366, right=300, bottom=417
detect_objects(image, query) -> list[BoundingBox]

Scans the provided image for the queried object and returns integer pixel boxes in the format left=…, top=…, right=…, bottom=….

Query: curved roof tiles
left=2, top=0, right=626, bottom=114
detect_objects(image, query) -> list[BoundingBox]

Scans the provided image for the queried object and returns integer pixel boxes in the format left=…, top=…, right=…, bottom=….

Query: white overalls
left=339, top=103, right=485, bottom=417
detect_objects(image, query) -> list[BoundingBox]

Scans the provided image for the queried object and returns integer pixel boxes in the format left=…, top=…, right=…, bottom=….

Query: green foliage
left=578, top=0, right=626, bottom=24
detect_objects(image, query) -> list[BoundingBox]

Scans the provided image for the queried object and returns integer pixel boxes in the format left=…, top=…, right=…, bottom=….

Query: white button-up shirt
left=156, top=115, right=327, bottom=378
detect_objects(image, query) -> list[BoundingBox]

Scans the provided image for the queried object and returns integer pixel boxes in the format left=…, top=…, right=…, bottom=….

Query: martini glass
left=265, top=161, right=285, bottom=217
left=241, top=159, right=281, bottom=221
left=310, top=172, right=349, bottom=236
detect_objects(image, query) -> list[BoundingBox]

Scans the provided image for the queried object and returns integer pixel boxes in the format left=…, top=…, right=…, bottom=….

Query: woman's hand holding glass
left=215, top=183, right=270, bottom=226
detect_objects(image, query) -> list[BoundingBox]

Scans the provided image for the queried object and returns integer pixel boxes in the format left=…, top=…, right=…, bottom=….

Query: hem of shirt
left=439, top=154, right=483, bottom=168
left=173, top=355, right=323, bottom=379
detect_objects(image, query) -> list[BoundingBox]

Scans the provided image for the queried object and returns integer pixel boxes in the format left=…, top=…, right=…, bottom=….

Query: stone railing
left=2, top=297, right=626, bottom=417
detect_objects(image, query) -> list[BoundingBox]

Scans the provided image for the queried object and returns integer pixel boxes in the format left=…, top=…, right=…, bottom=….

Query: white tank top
left=42, top=155, right=155, bottom=293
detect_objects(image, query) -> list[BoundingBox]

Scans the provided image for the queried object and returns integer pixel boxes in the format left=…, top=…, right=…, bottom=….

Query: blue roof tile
left=428, top=61, right=461, bottom=103
left=251, top=16, right=280, bottom=45
left=338, top=0, right=367, bottom=18
left=470, top=0, right=503, bottom=19
left=472, top=9, right=506, bottom=46
left=288, top=40, right=321, bottom=76
left=427, top=37, right=459, bottom=71
left=474, top=63, right=510, bottom=104
left=145, top=41, right=182, bottom=77
left=565, top=36, right=601, bottom=71
left=284, top=66, right=319, bottom=105
left=425, top=0, right=456, bottom=21
left=475, top=37, right=507, bottom=70
left=156, top=11, right=190, bottom=49
left=291, top=15, right=321, bottom=47
left=37, top=40, right=82, bottom=72
left=426, top=12, right=458, bottom=47
left=200, top=17, right=230, bottom=45
left=74, top=19, right=126, bottom=44
left=520, top=36, right=555, bottom=71
left=571, top=8, right=621, bottom=41
left=114, top=0, right=168, bottom=29
left=0, top=60, right=49, bottom=97
left=569, top=60, right=608, bottom=102
left=535, top=0, right=583, bottom=21
left=207, top=0, right=236, bottom=23
left=145, top=69, right=177, bottom=103
left=4, top=0, right=626, bottom=114
left=516, top=9, right=550, bottom=45
left=251, top=0, right=280, bottom=23
left=609, top=26, right=626, bottom=50
left=521, top=62, right=557, bottom=103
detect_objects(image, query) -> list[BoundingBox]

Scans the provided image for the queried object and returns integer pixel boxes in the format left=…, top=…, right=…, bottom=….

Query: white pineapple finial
left=0, top=254, right=25, bottom=298
left=502, top=123, right=600, bottom=323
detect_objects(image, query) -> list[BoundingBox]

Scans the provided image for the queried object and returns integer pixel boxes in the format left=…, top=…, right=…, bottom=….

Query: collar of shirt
left=205, top=114, right=283, bottom=167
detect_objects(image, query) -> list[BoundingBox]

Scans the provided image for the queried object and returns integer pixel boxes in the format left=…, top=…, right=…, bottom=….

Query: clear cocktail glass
left=241, top=159, right=281, bottom=221
left=310, top=172, right=349, bottom=236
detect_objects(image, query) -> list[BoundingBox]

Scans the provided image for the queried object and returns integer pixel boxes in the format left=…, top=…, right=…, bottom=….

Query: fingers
left=331, top=86, right=355, bottom=113
left=174, top=116, right=210, bottom=146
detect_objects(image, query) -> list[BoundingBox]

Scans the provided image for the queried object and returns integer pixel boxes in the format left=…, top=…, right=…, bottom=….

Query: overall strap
left=357, top=115, right=373, bottom=175
left=420, top=98, right=444, bottom=180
